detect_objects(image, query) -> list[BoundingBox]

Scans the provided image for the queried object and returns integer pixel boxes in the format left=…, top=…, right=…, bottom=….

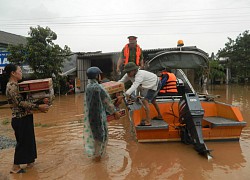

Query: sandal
left=138, top=121, right=145, bottom=126
left=138, top=121, right=152, bottom=126
left=152, top=116, right=164, bottom=120
left=10, top=169, right=26, bottom=174
left=144, top=123, right=152, bottom=126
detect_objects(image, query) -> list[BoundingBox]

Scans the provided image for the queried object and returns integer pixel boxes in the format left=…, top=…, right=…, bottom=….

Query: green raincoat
left=83, top=79, right=116, bottom=158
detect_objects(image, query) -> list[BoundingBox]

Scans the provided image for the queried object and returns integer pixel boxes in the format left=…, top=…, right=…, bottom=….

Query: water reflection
left=208, top=84, right=250, bottom=114
left=124, top=141, right=247, bottom=179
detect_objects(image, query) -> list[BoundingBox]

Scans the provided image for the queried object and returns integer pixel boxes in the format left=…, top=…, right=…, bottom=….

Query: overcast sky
left=0, top=0, right=250, bottom=55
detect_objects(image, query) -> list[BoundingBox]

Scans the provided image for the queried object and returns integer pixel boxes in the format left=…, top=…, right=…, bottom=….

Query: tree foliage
left=208, top=59, right=225, bottom=83
left=7, top=26, right=71, bottom=79
left=195, top=54, right=225, bottom=85
left=217, top=30, right=250, bottom=81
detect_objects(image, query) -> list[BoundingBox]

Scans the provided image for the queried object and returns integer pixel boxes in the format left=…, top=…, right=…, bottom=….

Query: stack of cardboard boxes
left=18, top=78, right=54, bottom=112
left=102, top=81, right=126, bottom=121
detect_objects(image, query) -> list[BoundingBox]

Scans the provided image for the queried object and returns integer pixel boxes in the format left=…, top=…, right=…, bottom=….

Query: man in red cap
left=116, top=36, right=144, bottom=75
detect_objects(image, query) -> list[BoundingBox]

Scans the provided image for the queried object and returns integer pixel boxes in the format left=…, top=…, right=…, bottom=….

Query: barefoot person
left=4, top=64, right=49, bottom=174
left=83, top=67, right=120, bottom=161
left=119, top=62, right=163, bottom=126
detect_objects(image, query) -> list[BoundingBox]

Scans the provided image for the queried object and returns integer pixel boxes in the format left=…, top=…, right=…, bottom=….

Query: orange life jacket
left=159, top=71, right=178, bottom=93
left=123, top=44, right=141, bottom=65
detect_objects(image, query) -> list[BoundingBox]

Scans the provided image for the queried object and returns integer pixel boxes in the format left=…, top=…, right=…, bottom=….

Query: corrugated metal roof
left=77, top=49, right=169, bottom=57
left=60, top=67, right=76, bottom=76
left=62, top=54, right=77, bottom=73
left=0, top=30, right=27, bottom=46
left=77, top=46, right=208, bottom=59
left=77, top=46, right=207, bottom=58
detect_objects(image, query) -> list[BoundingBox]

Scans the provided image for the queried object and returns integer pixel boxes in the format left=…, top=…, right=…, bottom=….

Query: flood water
left=0, top=84, right=250, bottom=180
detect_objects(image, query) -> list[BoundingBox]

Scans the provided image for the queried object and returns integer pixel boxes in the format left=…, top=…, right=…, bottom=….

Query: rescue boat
left=125, top=45, right=246, bottom=159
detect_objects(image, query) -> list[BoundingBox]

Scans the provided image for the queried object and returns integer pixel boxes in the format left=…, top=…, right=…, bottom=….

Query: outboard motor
left=179, top=93, right=212, bottom=159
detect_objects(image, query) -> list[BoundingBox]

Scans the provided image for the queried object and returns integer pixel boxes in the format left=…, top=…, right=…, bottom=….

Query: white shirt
left=119, top=70, right=159, bottom=95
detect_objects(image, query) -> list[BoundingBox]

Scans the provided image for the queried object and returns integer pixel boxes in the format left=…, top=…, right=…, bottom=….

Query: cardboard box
left=102, top=81, right=125, bottom=95
left=107, top=109, right=126, bottom=122
left=19, top=78, right=53, bottom=93
left=25, top=88, right=54, bottom=105
left=102, top=81, right=126, bottom=120
left=18, top=78, right=54, bottom=107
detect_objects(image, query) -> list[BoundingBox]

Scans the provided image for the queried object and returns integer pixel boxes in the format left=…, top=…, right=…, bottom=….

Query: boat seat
left=136, top=119, right=169, bottom=130
left=203, top=117, right=246, bottom=128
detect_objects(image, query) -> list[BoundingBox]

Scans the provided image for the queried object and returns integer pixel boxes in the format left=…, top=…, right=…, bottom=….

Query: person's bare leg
left=93, top=140, right=102, bottom=162
left=11, top=164, right=21, bottom=171
left=152, top=99, right=163, bottom=119
left=26, top=162, right=34, bottom=168
left=142, top=99, right=151, bottom=124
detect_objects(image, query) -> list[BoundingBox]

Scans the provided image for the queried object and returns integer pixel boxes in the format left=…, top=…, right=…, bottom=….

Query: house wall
left=76, top=53, right=120, bottom=92
left=77, top=57, right=90, bottom=92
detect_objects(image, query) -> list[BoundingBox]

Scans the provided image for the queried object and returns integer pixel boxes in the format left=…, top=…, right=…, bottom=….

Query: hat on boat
left=127, top=36, right=137, bottom=40
left=124, top=62, right=138, bottom=73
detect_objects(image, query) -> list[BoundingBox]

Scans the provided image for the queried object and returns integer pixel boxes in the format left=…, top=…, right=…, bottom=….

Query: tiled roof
left=0, top=30, right=27, bottom=46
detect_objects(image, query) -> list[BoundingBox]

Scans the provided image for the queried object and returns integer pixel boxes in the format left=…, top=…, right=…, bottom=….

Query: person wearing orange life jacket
left=159, top=70, right=178, bottom=94
left=116, top=36, right=144, bottom=75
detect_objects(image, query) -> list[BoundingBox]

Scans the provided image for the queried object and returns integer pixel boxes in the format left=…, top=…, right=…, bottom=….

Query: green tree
left=7, top=44, right=27, bottom=65
left=208, top=59, right=225, bottom=84
left=217, top=30, right=250, bottom=82
left=7, top=26, right=71, bottom=79
left=195, top=53, right=225, bottom=85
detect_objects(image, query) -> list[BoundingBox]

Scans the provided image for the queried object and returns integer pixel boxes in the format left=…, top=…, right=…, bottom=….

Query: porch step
left=203, top=117, right=246, bottom=128
left=136, top=119, right=169, bottom=130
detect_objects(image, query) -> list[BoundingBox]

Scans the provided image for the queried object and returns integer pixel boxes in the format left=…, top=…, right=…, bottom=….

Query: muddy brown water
left=0, top=84, right=250, bottom=180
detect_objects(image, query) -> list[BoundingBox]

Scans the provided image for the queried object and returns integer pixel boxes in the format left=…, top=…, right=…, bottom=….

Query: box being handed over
left=102, top=81, right=125, bottom=95
left=107, top=109, right=126, bottom=122
left=18, top=78, right=54, bottom=106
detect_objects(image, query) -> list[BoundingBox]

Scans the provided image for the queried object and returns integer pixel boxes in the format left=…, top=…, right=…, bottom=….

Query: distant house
left=0, top=30, right=27, bottom=51
left=76, top=48, right=178, bottom=92
left=75, top=46, right=208, bottom=92
left=0, top=30, right=27, bottom=94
